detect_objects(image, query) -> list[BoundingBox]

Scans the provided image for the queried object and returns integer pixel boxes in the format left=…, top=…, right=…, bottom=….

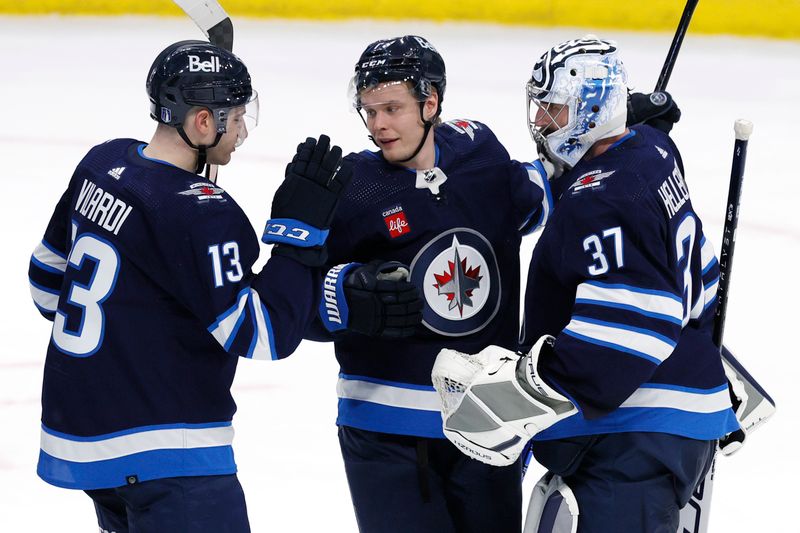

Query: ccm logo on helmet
left=188, top=55, right=221, bottom=73
left=361, top=59, right=387, bottom=68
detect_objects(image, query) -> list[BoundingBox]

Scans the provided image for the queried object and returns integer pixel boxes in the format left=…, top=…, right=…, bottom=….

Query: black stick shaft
left=655, top=0, right=700, bottom=91
left=713, top=122, right=752, bottom=349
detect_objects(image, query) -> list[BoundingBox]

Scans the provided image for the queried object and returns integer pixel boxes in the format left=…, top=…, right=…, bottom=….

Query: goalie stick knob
left=734, top=119, right=754, bottom=141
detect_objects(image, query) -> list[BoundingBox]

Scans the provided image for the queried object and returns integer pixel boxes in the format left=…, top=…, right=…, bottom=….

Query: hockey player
left=309, top=35, right=682, bottom=533
left=26, top=40, right=360, bottom=532
left=432, top=37, right=740, bottom=533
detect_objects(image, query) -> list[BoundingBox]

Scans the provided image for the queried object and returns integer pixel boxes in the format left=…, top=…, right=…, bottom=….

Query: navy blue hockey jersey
left=521, top=125, right=738, bottom=441
left=28, top=139, right=318, bottom=490
left=314, top=120, right=552, bottom=438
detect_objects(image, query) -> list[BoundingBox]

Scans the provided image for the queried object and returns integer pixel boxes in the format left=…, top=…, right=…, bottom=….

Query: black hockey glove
left=627, top=91, right=681, bottom=134
left=319, top=261, right=423, bottom=338
left=263, top=135, right=353, bottom=267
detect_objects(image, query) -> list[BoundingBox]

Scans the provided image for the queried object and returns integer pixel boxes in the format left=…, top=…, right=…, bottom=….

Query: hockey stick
left=173, top=0, right=234, bottom=51
left=655, top=0, right=700, bottom=92
left=678, top=121, right=775, bottom=533
left=714, top=120, right=775, bottom=451
left=173, top=0, right=234, bottom=182
left=677, top=120, right=753, bottom=533
left=713, top=120, right=752, bottom=349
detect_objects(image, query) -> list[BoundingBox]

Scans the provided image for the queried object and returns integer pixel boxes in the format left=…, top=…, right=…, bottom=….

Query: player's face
left=534, top=101, right=570, bottom=135
left=359, top=82, right=434, bottom=164
left=208, top=107, right=248, bottom=166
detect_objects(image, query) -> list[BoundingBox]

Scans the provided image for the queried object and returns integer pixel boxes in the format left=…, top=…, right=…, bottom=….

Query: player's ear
left=191, top=108, right=215, bottom=140
left=423, top=91, right=439, bottom=122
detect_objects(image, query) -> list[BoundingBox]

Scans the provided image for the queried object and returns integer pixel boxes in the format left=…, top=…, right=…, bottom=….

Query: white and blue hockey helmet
left=526, top=36, right=628, bottom=169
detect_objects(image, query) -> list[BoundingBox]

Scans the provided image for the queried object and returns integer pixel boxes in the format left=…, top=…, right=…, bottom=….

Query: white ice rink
left=1, top=15, right=797, bottom=532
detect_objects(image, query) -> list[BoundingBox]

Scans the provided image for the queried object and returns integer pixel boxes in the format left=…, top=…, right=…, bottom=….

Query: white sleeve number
left=208, top=242, right=244, bottom=287
left=583, top=226, right=624, bottom=276
left=675, top=215, right=697, bottom=324
left=52, top=234, right=120, bottom=357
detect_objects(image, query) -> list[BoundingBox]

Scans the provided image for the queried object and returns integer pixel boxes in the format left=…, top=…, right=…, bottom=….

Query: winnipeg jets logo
left=410, top=229, right=501, bottom=337
left=569, top=169, right=615, bottom=195
left=433, top=240, right=483, bottom=316
left=445, top=119, right=480, bottom=141
left=179, top=182, right=226, bottom=202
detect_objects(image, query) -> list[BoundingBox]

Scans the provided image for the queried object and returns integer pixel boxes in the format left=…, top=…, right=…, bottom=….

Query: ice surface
left=1, top=15, right=796, bottom=532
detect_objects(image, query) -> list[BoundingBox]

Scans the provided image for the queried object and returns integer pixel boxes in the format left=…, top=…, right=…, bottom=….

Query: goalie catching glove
left=432, top=335, right=577, bottom=466
left=319, top=260, right=423, bottom=338
left=263, top=134, right=353, bottom=267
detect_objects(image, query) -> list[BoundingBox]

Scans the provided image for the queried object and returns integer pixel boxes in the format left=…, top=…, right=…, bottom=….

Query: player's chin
left=380, top=143, right=411, bottom=163
left=210, top=151, right=234, bottom=166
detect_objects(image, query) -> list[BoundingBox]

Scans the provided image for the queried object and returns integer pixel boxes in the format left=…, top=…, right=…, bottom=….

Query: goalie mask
left=526, top=37, right=628, bottom=169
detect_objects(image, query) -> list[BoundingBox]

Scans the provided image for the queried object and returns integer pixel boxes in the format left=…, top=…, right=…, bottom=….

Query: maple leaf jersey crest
left=178, top=182, right=226, bottom=202
left=568, top=169, right=615, bottom=195
left=409, top=229, right=501, bottom=336
left=444, top=119, right=481, bottom=141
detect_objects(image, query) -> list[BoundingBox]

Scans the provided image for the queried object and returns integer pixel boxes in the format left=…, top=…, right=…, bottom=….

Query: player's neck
left=144, top=129, right=201, bottom=173
left=396, top=133, right=436, bottom=171
left=586, top=128, right=630, bottom=160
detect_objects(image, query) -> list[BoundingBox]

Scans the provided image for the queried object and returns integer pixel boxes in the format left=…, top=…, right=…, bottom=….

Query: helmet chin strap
left=396, top=102, right=435, bottom=164
left=176, top=126, right=223, bottom=175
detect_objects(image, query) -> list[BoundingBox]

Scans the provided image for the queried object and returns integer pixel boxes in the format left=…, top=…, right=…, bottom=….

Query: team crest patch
left=382, top=204, right=411, bottom=238
left=444, top=119, right=481, bottom=141
left=410, top=228, right=501, bottom=336
left=569, top=169, right=615, bottom=195
left=178, top=182, right=226, bottom=202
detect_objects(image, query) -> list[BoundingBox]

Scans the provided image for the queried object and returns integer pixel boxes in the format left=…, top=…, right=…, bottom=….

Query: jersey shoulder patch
left=442, top=119, right=485, bottom=141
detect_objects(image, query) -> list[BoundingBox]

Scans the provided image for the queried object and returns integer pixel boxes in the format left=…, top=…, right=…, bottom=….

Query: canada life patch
left=382, top=205, right=411, bottom=238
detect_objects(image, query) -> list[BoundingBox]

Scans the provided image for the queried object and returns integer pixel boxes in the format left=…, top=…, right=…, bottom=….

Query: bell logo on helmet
left=413, top=36, right=437, bottom=52
left=188, top=54, right=221, bottom=73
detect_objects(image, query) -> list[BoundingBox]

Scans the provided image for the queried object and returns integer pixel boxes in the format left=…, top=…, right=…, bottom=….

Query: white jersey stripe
left=565, top=317, right=675, bottom=363
left=248, top=290, right=274, bottom=360
left=40, top=424, right=234, bottom=463
left=337, top=377, right=440, bottom=412
left=621, top=385, right=731, bottom=413
left=208, top=289, right=249, bottom=348
left=33, top=241, right=67, bottom=273
left=576, top=281, right=683, bottom=324
left=30, top=283, right=59, bottom=312
left=700, top=235, right=718, bottom=272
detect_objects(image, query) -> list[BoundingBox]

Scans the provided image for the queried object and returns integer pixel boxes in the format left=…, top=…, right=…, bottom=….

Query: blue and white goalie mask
left=526, top=37, right=628, bottom=169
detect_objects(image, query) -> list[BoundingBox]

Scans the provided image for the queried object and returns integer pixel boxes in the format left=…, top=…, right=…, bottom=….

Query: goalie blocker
left=432, top=335, right=577, bottom=466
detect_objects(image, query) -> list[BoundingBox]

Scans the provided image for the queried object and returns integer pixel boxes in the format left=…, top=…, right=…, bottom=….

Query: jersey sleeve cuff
left=318, top=262, right=361, bottom=332
left=262, top=218, right=329, bottom=248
